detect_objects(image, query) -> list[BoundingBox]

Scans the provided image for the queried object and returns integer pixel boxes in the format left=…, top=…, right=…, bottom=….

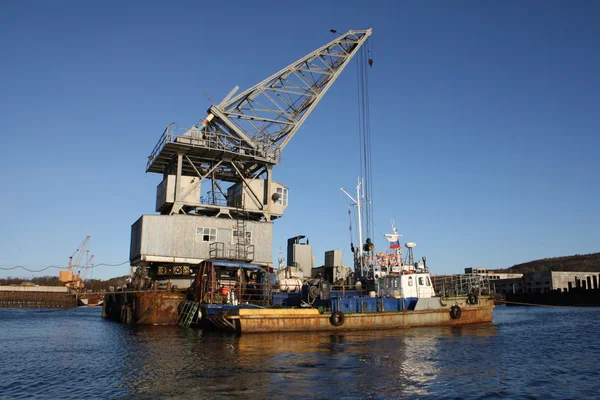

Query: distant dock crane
left=59, top=235, right=91, bottom=291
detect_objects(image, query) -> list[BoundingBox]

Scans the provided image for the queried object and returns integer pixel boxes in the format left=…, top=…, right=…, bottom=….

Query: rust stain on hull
left=102, top=291, right=186, bottom=325
left=229, top=298, right=494, bottom=334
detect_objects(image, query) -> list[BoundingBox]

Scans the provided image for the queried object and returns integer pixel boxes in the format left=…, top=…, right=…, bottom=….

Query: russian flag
left=389, top=240, right=400, bottom=249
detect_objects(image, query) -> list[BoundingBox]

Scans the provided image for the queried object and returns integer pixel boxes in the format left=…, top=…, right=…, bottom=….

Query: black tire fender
left=450, top=305, right=462, bottom=319
left=467, top=293, right=479, bottom=305
left=330, top=311, right=345, bottom=327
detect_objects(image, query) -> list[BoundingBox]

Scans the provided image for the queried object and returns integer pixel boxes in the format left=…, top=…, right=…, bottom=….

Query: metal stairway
left=177, top=300, right=199, bottom=328
left=234, top=217, right=247, bottom=260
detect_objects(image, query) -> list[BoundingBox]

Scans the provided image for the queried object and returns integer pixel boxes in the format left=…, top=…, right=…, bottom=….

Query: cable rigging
left=357, top=40, right=374, bottom=244
left=0, top=261, right=130, bottom=273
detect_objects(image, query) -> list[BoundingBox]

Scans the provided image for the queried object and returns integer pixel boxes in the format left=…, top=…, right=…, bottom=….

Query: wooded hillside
left=495, top=253, right=600, bottom=274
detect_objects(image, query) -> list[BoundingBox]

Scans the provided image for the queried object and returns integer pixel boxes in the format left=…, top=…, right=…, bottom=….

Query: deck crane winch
left=146, top=28, right=373, bottom=222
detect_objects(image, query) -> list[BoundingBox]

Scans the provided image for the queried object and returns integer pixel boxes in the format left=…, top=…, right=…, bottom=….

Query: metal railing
left=197, top=269, right=272, bottom=307
left=146, top=123, right=281, bottom=171
left=200, top=192, right=228, bottom=207
left=146, top=124, right=172, bottom=170
left=431, top=274, right=493, bottom=298
left=209, top=242, right=255, bottom=261
left=209, top=242, right=225, bottom=259
left=230, top=245, right=254, bottom=261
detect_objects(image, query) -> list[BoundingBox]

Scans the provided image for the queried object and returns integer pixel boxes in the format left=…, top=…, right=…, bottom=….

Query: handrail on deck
left=208, top=242, right=254, bottom=262
left=431, top=274, right=493, bottom=297
left=145, top=123, right=281, bottom=172
left=146, top=123, right=174, bottom=171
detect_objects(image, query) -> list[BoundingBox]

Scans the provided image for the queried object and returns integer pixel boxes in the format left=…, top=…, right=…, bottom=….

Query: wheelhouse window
left=276, top=187, right=288, bottom=206
left=196, top=227, right=217, bottom=243
left=408, top=276, right=413, bottom=286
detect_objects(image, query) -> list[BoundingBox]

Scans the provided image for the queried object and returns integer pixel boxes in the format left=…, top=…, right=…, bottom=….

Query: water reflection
left=232, top=325, right=494, bottom=399
left=109, top=323, right=501, bottom=398
left=93, top=320, right=498, bottom=399
left=5, top=307, right=600, bottom=399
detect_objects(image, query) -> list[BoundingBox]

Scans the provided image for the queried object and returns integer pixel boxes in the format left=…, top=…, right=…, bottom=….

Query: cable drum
left=308, top=285, right=321, bottom=304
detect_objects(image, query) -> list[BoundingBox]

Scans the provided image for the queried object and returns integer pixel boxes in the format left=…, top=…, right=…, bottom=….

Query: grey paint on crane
left=130, top=214, right=273, bottom=266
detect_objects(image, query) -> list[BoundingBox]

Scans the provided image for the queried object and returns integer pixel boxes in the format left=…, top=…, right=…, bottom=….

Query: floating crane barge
left=103, top=29, right=374, bottom=325
left=103, top=28, right=495, bottom=330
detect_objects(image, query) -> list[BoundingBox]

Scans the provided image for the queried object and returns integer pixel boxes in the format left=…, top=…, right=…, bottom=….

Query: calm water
left=1, top=306, right=599, bottom=399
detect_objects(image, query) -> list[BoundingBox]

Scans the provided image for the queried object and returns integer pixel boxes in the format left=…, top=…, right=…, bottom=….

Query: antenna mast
left=341, top=177, right=364, bottom=276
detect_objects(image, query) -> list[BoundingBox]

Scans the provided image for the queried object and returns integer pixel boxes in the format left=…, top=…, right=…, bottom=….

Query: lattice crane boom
left=79, top=254, right=94, bottom=281
left=144, top=29, right=373, bottom=220
left=72, top=235, right=90, bottom=270
left=200, top=28, right=372, bottom=160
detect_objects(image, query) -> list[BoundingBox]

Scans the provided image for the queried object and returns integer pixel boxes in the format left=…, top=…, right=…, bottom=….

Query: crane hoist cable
left=357, top=41, right=374, bottom=244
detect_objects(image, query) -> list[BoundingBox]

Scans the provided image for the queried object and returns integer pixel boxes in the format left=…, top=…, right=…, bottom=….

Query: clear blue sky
left=1, top=1, right=599, bottom=280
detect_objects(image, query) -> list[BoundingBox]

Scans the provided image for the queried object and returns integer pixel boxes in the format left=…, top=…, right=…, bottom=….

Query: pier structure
left=0, top=286, right=76, bottom=308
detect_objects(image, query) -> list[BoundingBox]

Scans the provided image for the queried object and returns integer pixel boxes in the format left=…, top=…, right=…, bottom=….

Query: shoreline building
left=494, top=270, right=600, bottom=294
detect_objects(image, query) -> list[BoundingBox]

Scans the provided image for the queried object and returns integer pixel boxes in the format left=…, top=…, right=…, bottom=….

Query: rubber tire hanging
left=450, top=305, right=462, bottom=319
left=467, top=293, right=479, bottom=305
left=330, top=311, right=345, bottom=326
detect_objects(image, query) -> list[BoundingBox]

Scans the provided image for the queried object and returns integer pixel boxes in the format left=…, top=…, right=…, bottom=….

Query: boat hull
left=216, top=296, right=494, bottom=334
left=102, top=291, right=186, bottom=325
left=79, top=294, right=104, bottom=307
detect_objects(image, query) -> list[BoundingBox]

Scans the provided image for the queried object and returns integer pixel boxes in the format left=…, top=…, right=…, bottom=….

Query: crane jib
left=201, top=28, right=373, bottom=160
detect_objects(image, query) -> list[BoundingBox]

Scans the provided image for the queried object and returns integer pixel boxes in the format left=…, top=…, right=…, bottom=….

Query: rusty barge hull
left=0, top=291, right=76, bottom=308
left=221, top=297, right=494, bottom=334
left=102, top=291, right=186, bottom=325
